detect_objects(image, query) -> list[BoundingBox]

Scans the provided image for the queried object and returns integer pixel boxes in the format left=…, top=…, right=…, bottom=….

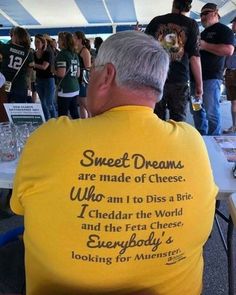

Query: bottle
left=191, top=96, right=202, bottom=111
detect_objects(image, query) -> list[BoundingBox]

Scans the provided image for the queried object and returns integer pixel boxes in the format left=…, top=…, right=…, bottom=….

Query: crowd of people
left=0, top=1, right=234, bottom=136
left=0, top=28, right=104, bottom=121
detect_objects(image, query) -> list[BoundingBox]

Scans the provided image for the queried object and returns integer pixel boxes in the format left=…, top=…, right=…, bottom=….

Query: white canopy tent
left=0, top=0, right=235, bottom=36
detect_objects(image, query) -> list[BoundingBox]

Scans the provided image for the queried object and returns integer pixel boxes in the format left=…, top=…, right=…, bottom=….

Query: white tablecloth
left=0, top=158, right=18, bottom=189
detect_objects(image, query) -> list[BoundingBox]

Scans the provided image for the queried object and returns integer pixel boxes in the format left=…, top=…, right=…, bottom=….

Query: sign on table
left=4, top=103, right=45, bottom=125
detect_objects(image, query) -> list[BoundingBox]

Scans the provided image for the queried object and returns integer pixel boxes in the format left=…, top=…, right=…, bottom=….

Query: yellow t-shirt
left=11, top=106, right=218, bottom=295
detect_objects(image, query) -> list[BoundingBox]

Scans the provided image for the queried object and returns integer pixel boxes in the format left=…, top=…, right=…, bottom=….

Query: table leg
left=214, top=201, right=235, bottom=295
left=227, top=216, right=235, bottom=295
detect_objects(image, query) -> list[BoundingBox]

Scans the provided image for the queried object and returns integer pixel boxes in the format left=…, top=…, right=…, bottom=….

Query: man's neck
left=204, top=20, right=219, bottom=28
left=95, top=87, right=157, bottom=116
left=171, top=8, right=186, bottom=15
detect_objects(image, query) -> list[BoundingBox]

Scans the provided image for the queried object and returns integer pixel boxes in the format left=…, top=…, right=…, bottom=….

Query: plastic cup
left=191, top=97, right=202, bottom=111
left=0, top=122, right=17, bottom=161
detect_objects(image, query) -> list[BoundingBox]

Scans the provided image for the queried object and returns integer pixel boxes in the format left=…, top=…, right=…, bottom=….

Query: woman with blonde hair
left=73, top=31, right=91, bottom=118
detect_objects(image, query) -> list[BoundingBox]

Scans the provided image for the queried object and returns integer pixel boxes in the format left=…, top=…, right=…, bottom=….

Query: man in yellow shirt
left=11, top=31, right=217, bottom=295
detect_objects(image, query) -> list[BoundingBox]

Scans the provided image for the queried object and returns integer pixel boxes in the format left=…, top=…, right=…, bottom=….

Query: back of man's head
left=173, top=0, right=192, bottom=13
left=94, top=31, right=169, bottom=99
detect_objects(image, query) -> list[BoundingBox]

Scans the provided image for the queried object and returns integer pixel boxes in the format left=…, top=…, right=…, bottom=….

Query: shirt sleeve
left=55, top=51, right=66, bottom=69
left=201, top=24, right=235, bottom=45
left=10, top=154, right=28, bottom=215
left=10, top=123, right=50, bottom=215
left=217, top=26, right=234, bottom=45
left=10, top=120, right=60, bottom=215
left=27, top=50, right=34, bottom=67
left=185, top=20, right=200, bottom=58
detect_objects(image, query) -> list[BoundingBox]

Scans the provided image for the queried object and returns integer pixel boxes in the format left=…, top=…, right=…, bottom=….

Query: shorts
left=79, top=82, right=87, bottom=97
left=225, top=69, right=236, bottom=101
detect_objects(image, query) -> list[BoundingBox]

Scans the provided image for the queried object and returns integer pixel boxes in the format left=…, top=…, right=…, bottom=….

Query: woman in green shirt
left=55, top=32, right=80, bottom=119
left=0, top=27, right=34, bottom=103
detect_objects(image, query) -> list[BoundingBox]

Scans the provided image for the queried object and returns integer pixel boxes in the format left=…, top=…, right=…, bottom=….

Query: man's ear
left=99, top=63, right=116, bottom=90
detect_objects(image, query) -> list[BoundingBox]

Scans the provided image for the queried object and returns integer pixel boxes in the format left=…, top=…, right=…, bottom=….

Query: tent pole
left=112, top=25, right=117, bottom=34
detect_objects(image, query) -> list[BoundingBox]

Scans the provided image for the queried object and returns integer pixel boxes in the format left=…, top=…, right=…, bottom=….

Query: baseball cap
left=231, top=16, right=236, bottom=23
left=201, top=3, right=220, bottom=18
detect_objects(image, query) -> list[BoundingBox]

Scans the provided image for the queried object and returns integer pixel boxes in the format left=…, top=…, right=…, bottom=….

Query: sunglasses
left=200, top=10, right=214, bottom=17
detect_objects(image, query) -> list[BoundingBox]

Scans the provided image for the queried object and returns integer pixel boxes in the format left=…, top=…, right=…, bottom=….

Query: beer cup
left=191, top=96, right=202, bottom=111
left=4, top=81, right=12, bottom=93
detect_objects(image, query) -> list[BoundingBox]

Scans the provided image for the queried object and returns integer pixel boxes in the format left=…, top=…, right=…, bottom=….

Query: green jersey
left=56, top=49, right=80, bottom=97
left=0, top=42, right=34, bottom=92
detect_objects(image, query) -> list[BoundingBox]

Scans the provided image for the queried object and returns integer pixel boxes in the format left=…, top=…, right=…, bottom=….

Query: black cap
left=201, top=3, right=220, bottom=17
left=231, top=16, right=236, bottom=23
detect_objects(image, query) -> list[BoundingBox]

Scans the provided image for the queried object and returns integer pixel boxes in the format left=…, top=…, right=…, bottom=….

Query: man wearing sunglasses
left=191, top=3, right=234, bottom=135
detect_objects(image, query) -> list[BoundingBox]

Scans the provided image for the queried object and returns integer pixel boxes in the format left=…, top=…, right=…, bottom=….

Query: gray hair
left=95, top=31, right=169, bottom=98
